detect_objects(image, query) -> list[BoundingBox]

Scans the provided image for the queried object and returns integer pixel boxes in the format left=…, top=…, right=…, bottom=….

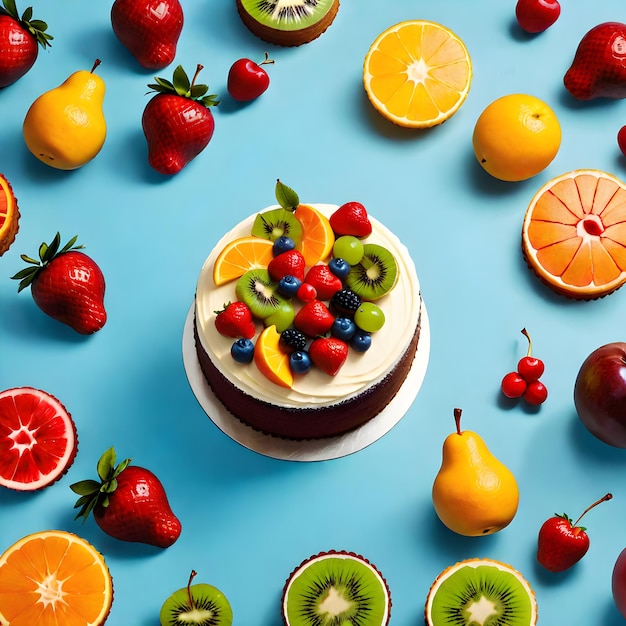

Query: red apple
left=515, top=0, right=561, bottom=34
left=574, top=342, right=626, bottom=447
left=613, top=547, right=626, bottom=617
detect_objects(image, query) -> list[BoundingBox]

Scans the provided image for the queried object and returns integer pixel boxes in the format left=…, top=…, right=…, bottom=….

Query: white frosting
left=195, top=204, right=421, bottom=409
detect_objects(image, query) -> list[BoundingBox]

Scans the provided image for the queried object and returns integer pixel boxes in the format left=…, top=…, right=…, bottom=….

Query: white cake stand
left=182, top=301, right=430, bottom=462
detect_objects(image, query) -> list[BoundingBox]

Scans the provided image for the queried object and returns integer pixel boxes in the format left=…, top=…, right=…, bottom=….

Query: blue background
left=2, top=0, right=626, bottom=624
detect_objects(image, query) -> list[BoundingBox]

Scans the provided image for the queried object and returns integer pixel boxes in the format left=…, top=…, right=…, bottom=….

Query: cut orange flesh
left=294, top=204, right=335, bottom=266
left=254, top=325, right=293, bottom=388
left=363, top=20, right=472, bottom=128
left=213, top=236, right=275, bottom=286
left=0, top=387, right=78, bottom=491
left=0, top=173, right=20, bottom=256
left=0, top=530, right=113, bottom=626
left=522, top=169, right=626, bottom=299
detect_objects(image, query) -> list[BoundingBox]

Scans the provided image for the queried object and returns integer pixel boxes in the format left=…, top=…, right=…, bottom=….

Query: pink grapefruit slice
left=522, top=169, right=626, bottom=299
left=0, top=387, right=78, bottom=491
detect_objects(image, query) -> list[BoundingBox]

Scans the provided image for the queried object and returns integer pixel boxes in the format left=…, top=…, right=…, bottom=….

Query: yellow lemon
left=23, top=60, right=106, bottom=170
left=472, top=93, right=561, bottom=182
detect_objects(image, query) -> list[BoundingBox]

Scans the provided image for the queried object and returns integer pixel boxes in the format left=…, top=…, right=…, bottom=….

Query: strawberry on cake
left=193, top=180, right=423, bottom=440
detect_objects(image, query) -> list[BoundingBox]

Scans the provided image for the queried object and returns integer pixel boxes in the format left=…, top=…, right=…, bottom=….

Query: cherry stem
left=186, top=570, right=198, bottom=609
left=454, top=408, right=462, bottom=436
left=573, top=493, right=612, bottom=527
left=91, top=59, right=101, bottom=74
left=521, top=327, right=532, bottom=357
left=191, top=64, right=204, bottom=89
left=260, top=51, right=275, bottom=66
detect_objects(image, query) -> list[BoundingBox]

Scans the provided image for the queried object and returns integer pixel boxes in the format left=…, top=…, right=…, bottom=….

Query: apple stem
left=521, top=327, right=532, bottom=357
left=573, top=492, right=612, bottom=527
left=454, top=408, right=462, bottom=435
left=191, top=64, right=204, bottom=89
left=91, top=59, right=101, bottom=74
left=186, top=570, right=198, bottom=609
left=260, top=51, right=275, bottom=66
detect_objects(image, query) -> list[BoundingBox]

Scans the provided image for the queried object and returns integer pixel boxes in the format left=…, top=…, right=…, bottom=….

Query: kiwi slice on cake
left=281, top=550, right=391, bottom=626
left=251, top=207, right=303, bottom=246
left=236, top=0, right=340, bottom=47
left=236, top=268, right=287, bottom=319
left=160, top=570, right=233, bottom=626
left=344, top=243, right=398, bottom=301
left=424, top=558, right=538, bottom=626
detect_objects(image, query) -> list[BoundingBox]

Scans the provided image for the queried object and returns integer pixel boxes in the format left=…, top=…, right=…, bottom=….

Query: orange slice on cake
left=0, top=530, right=113, bottom=626
left=213, top=236, right=275, bottom=286
left=0, top=173, right=19, bottom=256
left=363, top=20, right=472, bottom=129
left=522, top=169, right=626, bottom=299
left=294, top=204, right=335, bottom=266
left=254, top=325, right=293, bottom=388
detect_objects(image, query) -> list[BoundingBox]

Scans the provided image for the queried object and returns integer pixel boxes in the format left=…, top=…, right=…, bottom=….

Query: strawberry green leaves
left=1, top=0, right=52, bottom=48
left=147, top=63, right=219, bottom=107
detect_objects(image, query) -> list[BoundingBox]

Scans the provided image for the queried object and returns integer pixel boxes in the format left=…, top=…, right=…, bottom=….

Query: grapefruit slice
left=522, top=169, right=626, bottom=299
left=213, top=236, right=274, bottom=286
left=294, top=204, right=335, bottom=266
left=0, top=530, right=113, bottom=626
left=0, top=172, right=19, bottom=256
left=363, top=20, right=472, bottom=128
left=0, top=387, right=78, bottom=491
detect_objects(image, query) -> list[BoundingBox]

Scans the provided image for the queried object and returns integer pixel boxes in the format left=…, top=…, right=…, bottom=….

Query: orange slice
left=0, top=530, right=114, bottom=626
left=213, top=236, right=274, bottom=286
left=0, top=387, right=78, bottom=491
left=522, top=169, right=626, bottom=299
left=363, top=20, right=472, bottom=129
left=0, top=173, right=20, bottom=256
left=294, top=204, right=335, bottom=266
left=254, top=325, right=293, bottom=388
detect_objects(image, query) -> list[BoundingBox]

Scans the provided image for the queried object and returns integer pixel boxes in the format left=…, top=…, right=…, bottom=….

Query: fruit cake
left=193, top=182, right=422, bottom=440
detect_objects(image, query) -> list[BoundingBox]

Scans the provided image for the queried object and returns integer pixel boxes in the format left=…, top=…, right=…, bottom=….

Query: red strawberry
left=329, top=202, right=373, bottom=238
left=309, top=337, right=349, bottom=375
left=304, top=264, right=342, bottom=300
left=11, top=233, right=106, bottom=335
left=536, top=493, right=612, bottom=572
left=111, top=0, right=183, bottom=70
left=142, top=64, right=219, bottom=175
left=71, top=447, right=181, bottom=548
left=564, top=22, right=626, bottom=100
left=227, top=52, right=274, bottom=101
left=268, top=249, right=306, bottom=282
left=0, top=0, right=52, bottom=88
left=214, top=301, right=255, bottom=339
left=294, top=300, right=335, bottom=337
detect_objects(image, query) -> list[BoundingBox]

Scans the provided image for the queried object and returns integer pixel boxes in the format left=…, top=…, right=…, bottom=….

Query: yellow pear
left=23, top=60, right=106, bottom=170
left=432, top=408, right=519, bottom=536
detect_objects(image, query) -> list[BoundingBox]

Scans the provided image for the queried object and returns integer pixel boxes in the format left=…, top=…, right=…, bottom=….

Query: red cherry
left=524, top=380, right=548, bottom=405
left=517, top=328, right=545, bottom=381
left=501, top=371, right=527, bottom=398
left=227, top=52, right=274, bottom=102
left=618, top=126, right=626, bottom=158
left=515, top=0, right=561, bottom=34
left=297, top=283, right=317, bottom=302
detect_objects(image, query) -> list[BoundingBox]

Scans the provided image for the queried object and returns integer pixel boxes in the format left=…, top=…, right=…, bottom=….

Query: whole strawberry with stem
left=71, top=447, right=182, bottom=548
left=0, top=0, right=52, bottom=88
left=11, top=233, right=106, bottom=335
left=142, top=64, right=219, bottom=175
left=537, top=492, right=612, bottom=572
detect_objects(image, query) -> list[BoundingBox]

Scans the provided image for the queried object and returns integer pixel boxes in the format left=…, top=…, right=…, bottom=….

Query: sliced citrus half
left=213, top=236, right=275, bottom=286
left=254, top=325, right=293, bottom=388
left=0, top=173, right=20, bottom=256
left=0, top=530, right=114, bottom=626
left=0, top=387, right=78, bottom=491
left=363, top=20, right=472, bottom=129
left=522, top=169, right=626, bottom=299
left=294, top=204, right=335, bottom=266
left=425, top=558, right=537, bottom=626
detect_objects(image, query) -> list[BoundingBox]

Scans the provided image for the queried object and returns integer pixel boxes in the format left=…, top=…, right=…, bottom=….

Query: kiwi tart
left=281, top=550, right=391, bottom=625
left=236, top=0, right=340, bottom=47
left=425, top=558, right=538, bottom=626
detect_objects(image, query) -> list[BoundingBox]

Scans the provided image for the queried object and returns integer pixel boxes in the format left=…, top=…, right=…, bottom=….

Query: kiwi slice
left=160, top=570, right=233, bottom=626
left=282, top=550, right=391, bottom=626
left=236, top=268, right=287, bottom=319
left=424, top=559, right=538, bottom=626
left=344, top=244, right=398, bottom=301
left=251, top=208, right=303, bottom=246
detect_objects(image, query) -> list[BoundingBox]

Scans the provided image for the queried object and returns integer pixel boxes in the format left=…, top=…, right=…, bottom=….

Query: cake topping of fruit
left=214, top=301, right=256, bottom=339
left=12, top=232, right=107, bottom=335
